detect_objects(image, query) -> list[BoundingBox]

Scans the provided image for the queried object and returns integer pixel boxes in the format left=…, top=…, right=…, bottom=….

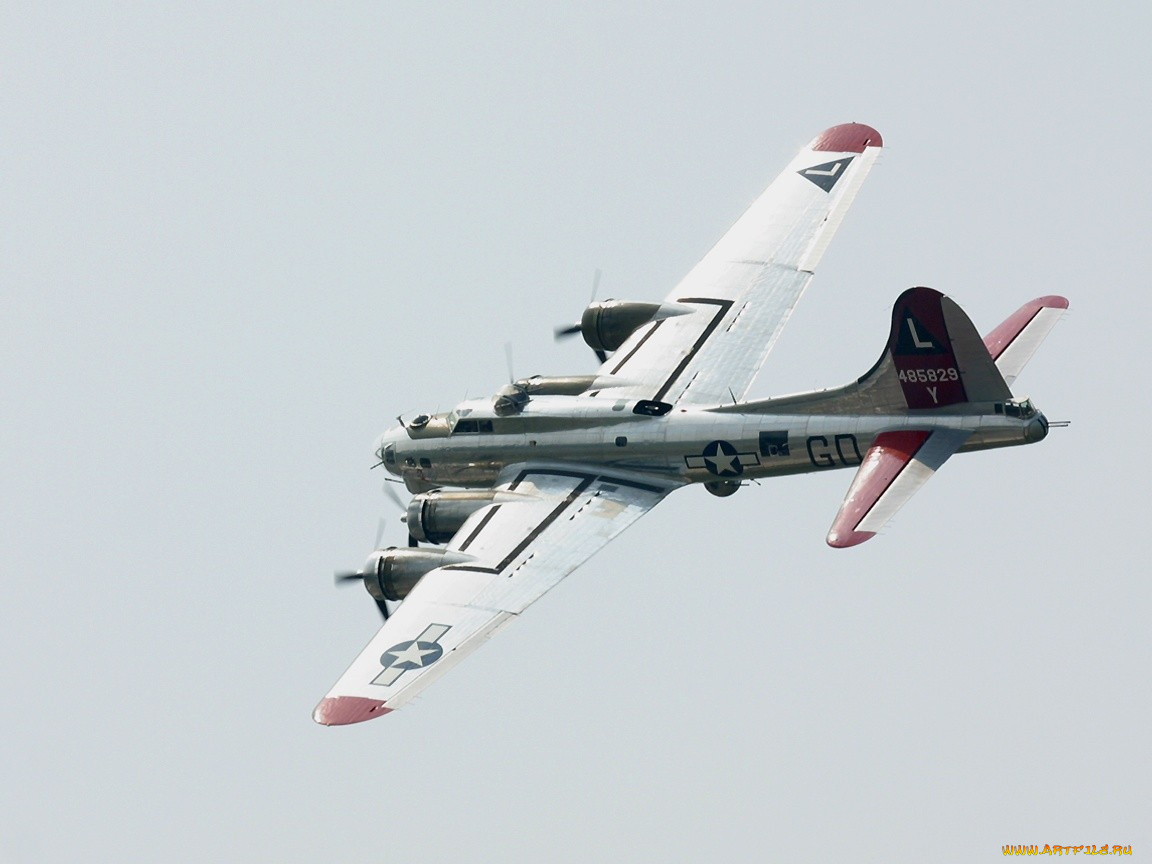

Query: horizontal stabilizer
left=983, top=296, right=1069, bottom=387
left=827, top=429, right=971, bottom=547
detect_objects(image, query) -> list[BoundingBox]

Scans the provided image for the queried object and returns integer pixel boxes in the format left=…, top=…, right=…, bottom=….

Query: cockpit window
left=452, top=418, right=494, bottom=435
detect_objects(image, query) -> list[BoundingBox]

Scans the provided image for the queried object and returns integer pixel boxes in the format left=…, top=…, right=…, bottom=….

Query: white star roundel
left=683, top=440, right=761, bottom=477
left=371, top=623, right=452, bottom=687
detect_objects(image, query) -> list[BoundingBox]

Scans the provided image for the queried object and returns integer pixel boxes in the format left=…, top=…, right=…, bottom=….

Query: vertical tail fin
left=717, top=287, right=1064, bottom=416
left=885, top=286, right=1011, bottom=408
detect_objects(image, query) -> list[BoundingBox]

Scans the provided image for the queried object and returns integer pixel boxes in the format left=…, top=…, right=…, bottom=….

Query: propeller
left=554, top=269, right=608, bottom=362
left=332, top=482, right=418, bottom=621
left=332, top=557, right=391, bottom=621
left=381, top=480, right=405, bottom=514
left=382, top=479, right=420, bottom=546
left=553, top=322, right=582, bottom=338
left=555, top=324, right=608, bottom=363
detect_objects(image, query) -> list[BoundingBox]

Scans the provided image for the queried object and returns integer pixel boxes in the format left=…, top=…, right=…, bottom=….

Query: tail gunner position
left=317, top=123, right=1068, bottom=725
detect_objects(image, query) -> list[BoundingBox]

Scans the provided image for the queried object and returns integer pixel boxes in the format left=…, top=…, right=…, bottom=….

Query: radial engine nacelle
left=361, top=547, right=475, bottom=602
left=576, top=300, right=694, bottom=354
left=405, top=489, right=535, bottom=544
left=492, top=373, right=633, bottom=415
left=405, top=489, right=499, bottom=544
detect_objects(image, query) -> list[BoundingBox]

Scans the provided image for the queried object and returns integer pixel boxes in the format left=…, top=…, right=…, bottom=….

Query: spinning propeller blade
left=555, top=269, right=607, bottom=364
left=381, top=481, right=405, bottom=515
left=334, top=567, right=390, bottom=621
left=554, top=322, right=582, bottom=339
left=332, top=481, right=416, bottom=620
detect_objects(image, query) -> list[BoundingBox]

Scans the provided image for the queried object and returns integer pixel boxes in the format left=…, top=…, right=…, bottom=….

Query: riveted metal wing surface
left=315, top=465, right=675, bottom=724
left=596, top=123, right=882, bottom=407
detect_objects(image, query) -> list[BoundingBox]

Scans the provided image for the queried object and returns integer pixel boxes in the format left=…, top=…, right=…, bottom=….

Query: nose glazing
left=375, top=427, right=404, bottom=474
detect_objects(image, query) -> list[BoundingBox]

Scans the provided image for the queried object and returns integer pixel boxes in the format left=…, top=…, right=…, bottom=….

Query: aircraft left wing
left=314, top=466, right=675, bottom=725
left=597, top=122, right=882, bottom=407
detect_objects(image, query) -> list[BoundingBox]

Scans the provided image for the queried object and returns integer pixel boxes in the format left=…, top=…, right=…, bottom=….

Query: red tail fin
left=887, top=287, right=1010, bottom=408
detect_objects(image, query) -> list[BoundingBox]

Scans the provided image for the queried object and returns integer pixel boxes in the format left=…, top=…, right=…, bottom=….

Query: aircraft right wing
left=597, top=122, right=883, bottom=407
left=314, top=464, right=676, bottom=725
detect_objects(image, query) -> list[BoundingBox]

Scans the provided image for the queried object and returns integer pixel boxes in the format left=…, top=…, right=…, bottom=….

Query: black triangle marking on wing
left=797, top=156, right=855, bottom=192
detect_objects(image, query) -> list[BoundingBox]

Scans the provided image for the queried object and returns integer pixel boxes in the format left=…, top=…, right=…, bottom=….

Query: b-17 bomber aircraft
left=315, top=123, right=1068, bottom=725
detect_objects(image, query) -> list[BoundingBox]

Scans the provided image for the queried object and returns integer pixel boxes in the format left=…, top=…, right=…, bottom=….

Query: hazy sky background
left=3, top=3, right=1149, bottom=862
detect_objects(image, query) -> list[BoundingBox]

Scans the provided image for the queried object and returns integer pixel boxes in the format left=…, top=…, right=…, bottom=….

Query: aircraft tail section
left=714, top=289, right=1069, bottom=547
left=721, top=286, right=1022, bottom=415
left=816, top=288, right=1067, bottom=547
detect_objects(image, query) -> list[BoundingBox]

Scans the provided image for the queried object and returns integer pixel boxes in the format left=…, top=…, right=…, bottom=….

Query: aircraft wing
left=598, top=122, right=883, bottom=407
left=314, top=465, right=675, bottom=724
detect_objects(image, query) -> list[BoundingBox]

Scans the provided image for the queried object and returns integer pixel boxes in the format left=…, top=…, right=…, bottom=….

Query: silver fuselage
left=378, top=393, right=1047, bottom=493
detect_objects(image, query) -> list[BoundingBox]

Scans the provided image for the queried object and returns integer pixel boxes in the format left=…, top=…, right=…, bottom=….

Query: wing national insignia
left=372, top=623, right=452, bottom=687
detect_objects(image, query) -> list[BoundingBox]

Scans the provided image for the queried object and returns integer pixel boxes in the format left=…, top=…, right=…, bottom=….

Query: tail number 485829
left=898, top=367, right=958, bottom=384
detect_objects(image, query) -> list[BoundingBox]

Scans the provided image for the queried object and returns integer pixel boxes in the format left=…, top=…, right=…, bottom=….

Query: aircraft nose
left=374, top=427, right=404, bottom=474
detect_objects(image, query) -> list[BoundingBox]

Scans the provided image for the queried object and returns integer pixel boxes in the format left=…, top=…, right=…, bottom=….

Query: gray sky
left=3, top=2, right=1149, bottom=861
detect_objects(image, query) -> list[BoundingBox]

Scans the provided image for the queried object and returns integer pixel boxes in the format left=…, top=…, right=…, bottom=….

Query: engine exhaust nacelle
left=405, top=489, right=501, bottom=545
left=578, top=300, right=694, bottom=354
left=516, top=375, right=599, bottom=396
left=493, top=374, right=634, bottom=415
left=362, top=547, right=474, bottom=602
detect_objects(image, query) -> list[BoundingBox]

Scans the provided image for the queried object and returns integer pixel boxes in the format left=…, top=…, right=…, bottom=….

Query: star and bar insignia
left=684, top=440, right=760, bottom=477
left=372, top=623, right=452, bottom=687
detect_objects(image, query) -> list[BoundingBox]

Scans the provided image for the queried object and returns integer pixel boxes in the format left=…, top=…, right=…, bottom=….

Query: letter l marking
left=907, top=318, right=934, bottom=348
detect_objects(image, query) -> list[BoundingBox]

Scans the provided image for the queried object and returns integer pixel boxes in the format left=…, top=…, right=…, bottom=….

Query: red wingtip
left=812, top=123, right=883, bottom=153
left=827, top=529, right=875, bottom=548
left=313, top=696, right=391, bottom=726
